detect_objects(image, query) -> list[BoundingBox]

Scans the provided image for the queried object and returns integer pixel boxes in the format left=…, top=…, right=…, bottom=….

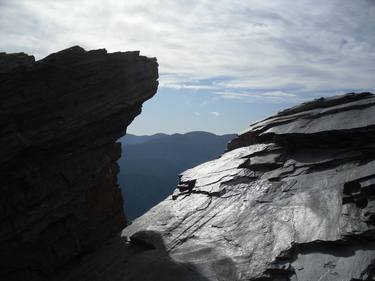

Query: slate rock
left=120, top=93, right=375, bottom=281
left=0, top=46, right=158, bottom=280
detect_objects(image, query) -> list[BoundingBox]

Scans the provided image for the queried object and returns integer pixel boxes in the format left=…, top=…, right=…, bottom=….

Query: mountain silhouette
left=118, top=131, right=235, bottom=220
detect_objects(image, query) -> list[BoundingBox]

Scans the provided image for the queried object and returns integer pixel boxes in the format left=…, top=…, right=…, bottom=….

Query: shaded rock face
left=0, top=46, right=158, bottom=280
left=123, top=93, right=375, bottom=281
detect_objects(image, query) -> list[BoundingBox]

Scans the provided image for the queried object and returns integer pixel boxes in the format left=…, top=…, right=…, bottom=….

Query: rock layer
left=0, top=46, right=158, bottom=280
left=120, top=92, right=375, bottom=281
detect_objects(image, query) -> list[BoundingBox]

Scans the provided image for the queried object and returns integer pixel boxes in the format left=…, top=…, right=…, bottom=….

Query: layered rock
left=117, top=92, right=375, bottom=281
left=0, top=46, right=158, bottom=280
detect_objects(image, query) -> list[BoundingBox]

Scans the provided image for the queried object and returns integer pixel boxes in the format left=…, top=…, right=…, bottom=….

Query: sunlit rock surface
left=118, top=92, right=375, bottom=281
left=0, top=46, right=158, bottom=280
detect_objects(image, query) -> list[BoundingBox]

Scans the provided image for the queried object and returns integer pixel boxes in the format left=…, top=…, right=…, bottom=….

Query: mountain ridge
left=118, top=131, right=235, bottom=219
left=121, top=131, right=235, bottom=145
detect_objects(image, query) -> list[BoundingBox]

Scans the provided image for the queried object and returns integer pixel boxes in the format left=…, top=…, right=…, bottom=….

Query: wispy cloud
left=0, top=0, right=374, bottom=102
left=213, top=90, right=301, bottom=103
left=262, top=91, right=297, bottom=98
left=160, top=83, right=218, bottom=91
left=211, top=111, right=220, bottom=117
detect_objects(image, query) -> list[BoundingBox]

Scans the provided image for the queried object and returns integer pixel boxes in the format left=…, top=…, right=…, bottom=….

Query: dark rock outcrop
left=0, top=46, right=158, bottom=280
left=118, top=92, right=375, bottom=281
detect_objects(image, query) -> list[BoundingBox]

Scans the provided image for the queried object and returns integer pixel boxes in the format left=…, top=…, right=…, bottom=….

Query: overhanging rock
left=0, top=46, right=158, bottom=280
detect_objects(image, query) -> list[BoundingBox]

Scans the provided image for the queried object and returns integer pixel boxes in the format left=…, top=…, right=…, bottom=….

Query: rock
left=119, top=93, right=375, bottom=281
left=0, top=52, right=35, bottom=73
left=0, top=46, right=158, bottom=280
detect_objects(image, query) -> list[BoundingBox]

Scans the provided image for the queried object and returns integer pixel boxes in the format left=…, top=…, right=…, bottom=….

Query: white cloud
left=193, top=112, right=201, bottom=116
left=262, top=91, right=297, bottom=98
left=160, top=83, right=218, bottom=91
left=213, top=90, right=302, bottom=103
left=211, top=111, right=220, bottom=117
left=0, top=0, right=374, bottom=100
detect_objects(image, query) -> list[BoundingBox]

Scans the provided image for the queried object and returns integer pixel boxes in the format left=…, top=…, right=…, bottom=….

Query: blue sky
left=1, top=0, right=375, bottom=134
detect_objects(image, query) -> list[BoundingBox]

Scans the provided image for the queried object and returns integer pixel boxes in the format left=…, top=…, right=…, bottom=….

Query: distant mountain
left=120, top=133, right=169, bottom=145
left=118, top=131, right=236, bottom=220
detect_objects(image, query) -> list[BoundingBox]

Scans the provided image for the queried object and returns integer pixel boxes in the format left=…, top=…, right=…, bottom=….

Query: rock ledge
left=122, top=92, right=375, bottom=281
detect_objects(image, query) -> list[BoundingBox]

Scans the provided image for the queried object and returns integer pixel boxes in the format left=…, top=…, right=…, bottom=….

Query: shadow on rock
left=124, top=230, right=216, bottom=281
left=56, top=230, right=238, bottom=281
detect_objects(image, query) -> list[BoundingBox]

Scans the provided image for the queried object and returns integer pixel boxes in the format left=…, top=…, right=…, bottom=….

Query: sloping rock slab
left=122, top=93, right=375, bottom=281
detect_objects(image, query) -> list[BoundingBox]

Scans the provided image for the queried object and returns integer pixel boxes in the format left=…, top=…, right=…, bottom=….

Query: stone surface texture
left=118, top=92, right=375, bottom=281
left=0, top=46, right=158, bottom=280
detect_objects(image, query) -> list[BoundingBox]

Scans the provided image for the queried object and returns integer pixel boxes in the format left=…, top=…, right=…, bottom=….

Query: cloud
left=211, top=111, right=220, bottom=117
left=213, top=90, right=301, bottom=103
left=262, top=91, right=297, bottom=98
left=160, top=83, right=218, bottom=91
left=193, top=112, right=201, bottom=116
left=0, top=0, right=374, bottom=101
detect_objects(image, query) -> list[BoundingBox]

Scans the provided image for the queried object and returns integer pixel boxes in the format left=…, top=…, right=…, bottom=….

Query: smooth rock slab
left=122, top=93, right=375, bottom=281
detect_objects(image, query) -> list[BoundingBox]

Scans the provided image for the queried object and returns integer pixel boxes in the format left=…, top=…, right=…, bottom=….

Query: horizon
left=1, top=1, right=374, bottom=134
left=125, top=130, right=237, bottom=137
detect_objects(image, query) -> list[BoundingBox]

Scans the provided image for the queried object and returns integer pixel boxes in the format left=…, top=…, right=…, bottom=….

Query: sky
left=1, top=0, right=375, bottom=135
